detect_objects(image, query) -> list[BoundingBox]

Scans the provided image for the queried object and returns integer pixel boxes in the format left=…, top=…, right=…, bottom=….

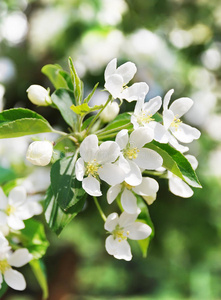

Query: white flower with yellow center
left=0, top=233, right=32, bottom=291
left=75, top=135, right=125, bottom=196
left=131, top=96, right=168, bottom=143
left=116, top=128, right=163, bottom=186
left=163, top=89, right=201, bottom=152
left=104, top=210, right=152, bottom=261
left=0, top=186, right=40, bottom=230
left=107, top=177, right=159, bottom=214
left=104, top=58, right=149, bottom=102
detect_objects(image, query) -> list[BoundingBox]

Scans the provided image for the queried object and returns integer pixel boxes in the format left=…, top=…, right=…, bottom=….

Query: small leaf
left=0, top=108, right=52, bottom=138
left=101, top=112, right=132, bottom=132
left=68, top=57, right=84, bottom=104
left=70, top=103, right=103, bottom=116
left=51, top=88, right=78, bottom=129
left=51, top=155, right=86, bottom=210
left=30, top=259, right=48, bottom=300
left=59, top=70, right=74, bottom=91
left=83, top=82, right=99, bottom=103
left=146, top=141, right=201, bottom=188
left=41, top=64, right=69, bottom=89
left=21, top=219, right=49, bottom=259
left=0, top=167, right=17, bottom=184
left=0, top=281, right=8, bottom=297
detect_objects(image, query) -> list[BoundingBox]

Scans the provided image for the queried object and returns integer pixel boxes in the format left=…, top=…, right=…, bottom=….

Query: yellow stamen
left=170, top=115, right=182, bottom=130
left=112, top=225, right=129, bottom=242
left=124, top=147, right=140, bottom=160
left=85, top=159, right=100, bottom=177
left=137, top=112, right=154, bottom=125
left=5, top=205, right=15, bottom=216
left=124, top=182, right=134, bottom=190
left=0, top=259, right=10, bottom=274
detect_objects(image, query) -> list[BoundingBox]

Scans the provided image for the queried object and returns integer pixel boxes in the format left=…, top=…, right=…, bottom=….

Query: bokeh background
left=1, top=0, right=221, bottom=299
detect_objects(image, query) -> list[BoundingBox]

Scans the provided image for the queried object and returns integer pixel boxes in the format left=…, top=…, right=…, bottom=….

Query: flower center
left=0, top=259, right=10, bottom=274
left=124, top=146, right=140, bottom=160
left=112, top=225, right=129, bottom=242
left=170, top=115, right=182, bottom=130
left=85, top=159, right=100, bottom=177
left=124, top=182, right=134, bottom=190
left=137, top=112, right=154, bottom=125
left=5, top=205, right=16, bottom=216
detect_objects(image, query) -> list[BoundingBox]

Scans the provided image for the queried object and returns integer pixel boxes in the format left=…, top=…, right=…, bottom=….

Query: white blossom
left=75, top=135, right=125, bottom=196
left=0, top=233, right=32, bottom=291
left=99, top=101, right=120, bottom=123
left=26, top=140, right=53, bottom=166
left=107, top=177, right=159, bottom=214
left=104, top=210, right=152, bottom=261
left=0, top=186, right=40, bottom=230
left=116, top=128, right=163, bottom=186
left=104, top=58, right=149, bottom=101
left=26, top=84, right=52, bottom=106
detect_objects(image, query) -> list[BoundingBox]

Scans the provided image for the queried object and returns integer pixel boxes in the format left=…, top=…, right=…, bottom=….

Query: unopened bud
left=26, top=141, right=53, bottom=166
left=26, top=85, right=52, bottom=106
left=100, top=102, right=119, bottom=123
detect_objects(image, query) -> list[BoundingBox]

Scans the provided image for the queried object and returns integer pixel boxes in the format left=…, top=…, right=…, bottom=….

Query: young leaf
left=0, top=281, right=8, bottom=298
left=83, top=82, right=99, bottom=103
left=50, top=155, right=86, bottom=210
left=30, top=259, right=48, bottom=300
left=68, top=57, right=84, bottom=104
left=51, top=88, right=78, bottom=129
left=146, top=141, right=201, bottom=188
left=59, top=70, right=74, bottom=91
left=0, top=167, right=17, bottom=184
left=0, top=108, right=53, bottom=138
left=21, top=219, right=49, bottom=259
left=70, top=103, right=103, bottom=116
left=44, top=186, right=85, bottom=235
left=41, top=64, right=69, bottom=90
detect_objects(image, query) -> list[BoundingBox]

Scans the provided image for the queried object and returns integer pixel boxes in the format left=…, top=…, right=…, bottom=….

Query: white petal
left=15, top=202, right=37, bottom=220
left=163, top=109, right=174, bottom=130
left=124, top=160, right=142, bottom=186
left=133, top=177, right=159, bottom=196
left=121, top=189, right=138, bottom=214
left=97, top=141, right=120, bottom=164
left=118, top=153, right=131, bottom=173
left=143, top=96, right=162, bottom=115
left=8, top=186, right=26, bottom=207
left=171, top=123, right=201, bottom=143
left=149, top=122, right=169, bottom=143
left=104, top=58, right=117, bottom=80
left=4, top=268, right=26, bottom=291
left=119, top=211, right=138, bottom=228
left=7, top=215, right=25, bottom=230
left=105, top=74, right=124, bottom=99
left=75, top=158, right=85, bottom=181
left=168, top=133, right=189, bottom=153
left=116, top=129, right=128, bottom=150
left=169, top=97, right=193, bottom=118
left=134, top=98, right=144, bottom=115
left=142, top=194, right=157, bottom=205
left=80, top=135, right=98, bottom=162
left=104, top=213, right=119, bottom=232
left=169, top=176, right=193, bottom=198
left=128, top=222, right=152, bottom=240
left=0, top=211, right=7, bottom=226
left=134, top=148, right=163, bottom=170
left=120, top=82, right=149, bottom=102
left=116, top=61, right=137, bottom=84
left=8, top=249, right=32, bottom=267
left=113, top=240, right=132, bottom=261
left=185, top=155, right=198, bottom=170
left=131, top=114, right=139, bottom=129
left=0, top=187, right=8, bottom=210
left=82, top=177, right=102, bottom=196
left=107, top=185, right=122, bottom=204
left=130, top=127, right=153, bottom=149
left=98, top=163, right=125, bottom=185
left=105, top=235, right=118, bottom=256
left=163, top=89, right=174, bottom=110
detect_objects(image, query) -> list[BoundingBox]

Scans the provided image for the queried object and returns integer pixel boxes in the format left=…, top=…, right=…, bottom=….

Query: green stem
left=85, top=94, right=113, bottom=135
left=97, top=123, right=132, bottom=137
left=93, top=196, right=107, bottom=222
left=52, top=129, right=79, bottom=145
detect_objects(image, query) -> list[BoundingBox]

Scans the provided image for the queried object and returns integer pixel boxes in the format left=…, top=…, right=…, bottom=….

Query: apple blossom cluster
left=0, top=57, right=201, bottom=294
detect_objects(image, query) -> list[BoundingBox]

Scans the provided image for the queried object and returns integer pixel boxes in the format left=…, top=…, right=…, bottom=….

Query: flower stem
left=96, top=123, right=131, bottom=137
left=52, top=129, right=79, bottom=145
left=93, top=196, right=107, bottom=222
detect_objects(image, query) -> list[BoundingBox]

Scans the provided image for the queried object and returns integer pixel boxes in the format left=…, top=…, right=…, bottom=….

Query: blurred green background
left=1, top=0, right=221, bottom=299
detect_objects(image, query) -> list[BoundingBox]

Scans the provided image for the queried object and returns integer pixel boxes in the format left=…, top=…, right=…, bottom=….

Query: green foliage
left=68, top=57, right=84, bottom=105
left=0, top=167, right=17, bottom=184
left=70, top=102, right=103, bottom=116
left=0, top=108, right=52, bottom=138
left=41, top=64, right=70, bottom=90
left=30, top=259, right=48, bottom=300
left=83, top=82, right=99, bottom=103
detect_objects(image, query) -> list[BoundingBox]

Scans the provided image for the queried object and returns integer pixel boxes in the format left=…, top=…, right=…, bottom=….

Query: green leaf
left=0, top=281, right=8, bottom=298
left=58, top=70, right=74, bottom=91
left=30, top=259, right=48, bottom=300
left=100, top=112, right=132, bottom=132
left=0, top=167, right=17, bottom=184
left=136, top=196, right=155, bottom=258
left=83, top=82, right=99, bottom=103
left=68, top=57, right=84, bottom=104
left=41, top=64, right=69, bottom=89
left=20, top=219, right=49, bottom=259
left=51, top=88, right=78, bottom=129
left=0, top=108, right=53, bottom=138
left=44, top=186, right=85, bottom=235
left=70, top=103, right=103, bottom=116
left=82, top=115, right=94, bottom=130
left=146, top=141, right=201, bottom=188
left=51, top=155, right=86, bottom=210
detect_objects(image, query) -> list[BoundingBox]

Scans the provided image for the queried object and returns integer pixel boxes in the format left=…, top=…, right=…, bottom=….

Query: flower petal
left=124, top=160, right=142, bottom=186
left=98, top=163, right=125, bottom=185
left=185, top=155, right=198, bottom=170
left=104, top=58, right=117, bottom=80
left=118, top=153, right=130, bottom=173
left=8, top=186, right=26, bottom=207
left=107, top=185, right=122, bottom=204
left=133, top=177, right=159, bottom=196
left=75, top=158, right=85, bottom=181
left=168, top=133, right=189, bottom=153
left=149, top=122, right=169, bottom=143
left=121, top=189, right=138, bottom=214
left=7, top=215, right=25, bottom=230
left=163, top=89, right=174, bottom=110
left=105, top=74, right=124, bottom=99
left=120, top=82, right=149, bottom=102
left=119, top=211, right=139, bottom=228
left=116, top=129, right=129, bottom=150
left=104, top=213, right=119, bottom=232
left=163, top=109, right=174, bottom=130
left=169, top=97, right=193, bottom=118
left=80, top=135, right=98, bottom=162
left=82, top=177, right=102, bottom=196
left=171, top=123, right=201, bottom=143
left=143, top=96, right=162, bottom=115
left=142, top=194, right=157, bottom=205
left=116, top=61, right=137, bottom=84
left=130, top=127, right=153, bottom=149
left=8, top=248, right=32, bottom=267
left=97, top=141, right=120, bottom=164
left=4, top=268, right=26, bottom=291
left=0, top=187, right=8, bottom=210
left=113, top=240, right=132, bottom=261
left=169, top=176, right=193, bottom=198
left=128, top=222, right=152, bottom=240
left=134, top=148, right=163, bottom=170
left=0, top=211, right=7, bottom=226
